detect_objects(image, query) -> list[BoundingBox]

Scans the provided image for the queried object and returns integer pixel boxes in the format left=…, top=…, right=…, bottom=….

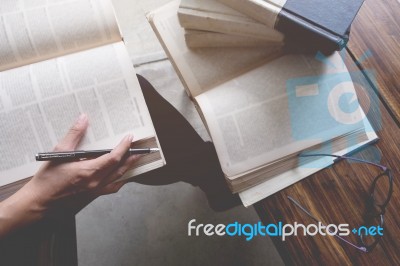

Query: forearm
left=0, top=183, right=45, bottom=238
left=0, top=115, right=134, bottom=238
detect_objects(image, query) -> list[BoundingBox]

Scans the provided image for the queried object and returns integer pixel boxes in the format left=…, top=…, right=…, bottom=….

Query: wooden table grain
left=255, top=0, right=400, bottom=264
left=347, top=0, right=400, bottom=124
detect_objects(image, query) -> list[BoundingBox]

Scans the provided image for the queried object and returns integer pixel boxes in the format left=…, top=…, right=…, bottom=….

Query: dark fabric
left=133, top=75, right=240, bottom=211
left=0, top=216, right=77, bottom=266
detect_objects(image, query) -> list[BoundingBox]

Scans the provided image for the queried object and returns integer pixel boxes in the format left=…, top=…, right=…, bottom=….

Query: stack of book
left=178, top=0, right=364, bottom=52
left=178, top=0, right=284, bottom=49
left=147, top=1, right=375, bottom=207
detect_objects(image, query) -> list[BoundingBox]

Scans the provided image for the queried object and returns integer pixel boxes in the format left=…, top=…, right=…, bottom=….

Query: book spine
left=276, top=9, right=348, bottom=52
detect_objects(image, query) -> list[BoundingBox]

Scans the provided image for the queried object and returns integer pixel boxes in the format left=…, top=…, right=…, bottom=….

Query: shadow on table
left=132, top=75, right=241, bottom=212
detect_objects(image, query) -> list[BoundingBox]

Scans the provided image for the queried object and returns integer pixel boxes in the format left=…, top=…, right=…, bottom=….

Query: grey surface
left=77, top=183, right=283, bottom=266
left=76, top=1, right=284, bottom=265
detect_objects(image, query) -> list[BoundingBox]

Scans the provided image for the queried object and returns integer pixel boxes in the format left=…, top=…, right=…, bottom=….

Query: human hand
left=0, top=114, right=139, bottom=236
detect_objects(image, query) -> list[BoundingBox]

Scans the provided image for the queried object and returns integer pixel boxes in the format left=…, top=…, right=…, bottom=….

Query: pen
left=35, top=148, right=160, bottom=161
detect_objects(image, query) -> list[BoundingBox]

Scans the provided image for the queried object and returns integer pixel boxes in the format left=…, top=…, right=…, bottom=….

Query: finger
left=86, top=134, right=134, bottom=178
left=102, top=154, right=140, bottom=184
left=54, top=114, right=88, bottom=151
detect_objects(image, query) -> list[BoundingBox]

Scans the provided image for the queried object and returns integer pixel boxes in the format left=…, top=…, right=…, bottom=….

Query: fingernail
left=125, top=134, right=133, bottom=142
left=76, top=114, right=87, bottom=124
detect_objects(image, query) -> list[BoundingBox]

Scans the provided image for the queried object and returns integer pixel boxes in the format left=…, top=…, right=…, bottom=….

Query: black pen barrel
left=35, top=148, right=157, bottom=161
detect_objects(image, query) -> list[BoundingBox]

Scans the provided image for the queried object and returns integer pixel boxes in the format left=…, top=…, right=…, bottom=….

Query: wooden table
left=255, top=0, right=400, bottom=264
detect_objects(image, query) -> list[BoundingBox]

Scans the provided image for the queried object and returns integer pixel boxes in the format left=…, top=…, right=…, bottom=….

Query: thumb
left=54, top=114, right=88, bottom=151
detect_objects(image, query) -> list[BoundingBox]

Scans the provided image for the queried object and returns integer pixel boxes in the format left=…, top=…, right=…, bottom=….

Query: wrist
left=0, top=182, right=47, bottom=237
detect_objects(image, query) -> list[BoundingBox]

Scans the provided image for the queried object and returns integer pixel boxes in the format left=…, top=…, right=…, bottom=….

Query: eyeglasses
left=289, top=153, right=393, bottom=253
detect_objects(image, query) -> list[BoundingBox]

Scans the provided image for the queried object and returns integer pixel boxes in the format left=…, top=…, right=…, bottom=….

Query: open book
left=148, top=1, right=377, bottom=204
left=0, top=0, right=165, bottom=187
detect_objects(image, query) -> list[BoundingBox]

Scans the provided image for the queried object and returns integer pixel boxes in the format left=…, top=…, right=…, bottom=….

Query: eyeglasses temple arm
left=299, top=153, right=387, bottom=171
left=287, top=196, right=368, bottom=253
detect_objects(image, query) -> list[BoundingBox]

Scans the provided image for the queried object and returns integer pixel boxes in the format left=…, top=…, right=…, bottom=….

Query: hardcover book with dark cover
left=219, top=0, right=365, bottom=52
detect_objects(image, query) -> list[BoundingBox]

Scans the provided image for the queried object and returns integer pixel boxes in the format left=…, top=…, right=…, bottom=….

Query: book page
left=0, top=42, right=161, bottom=187
left=0, top=0, right=121, bottom=71
left=195, top=52, right=365, bottom=176
left=147, top=1, right=282, bottom=98
left=239, top=127, right=378, bottom=207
